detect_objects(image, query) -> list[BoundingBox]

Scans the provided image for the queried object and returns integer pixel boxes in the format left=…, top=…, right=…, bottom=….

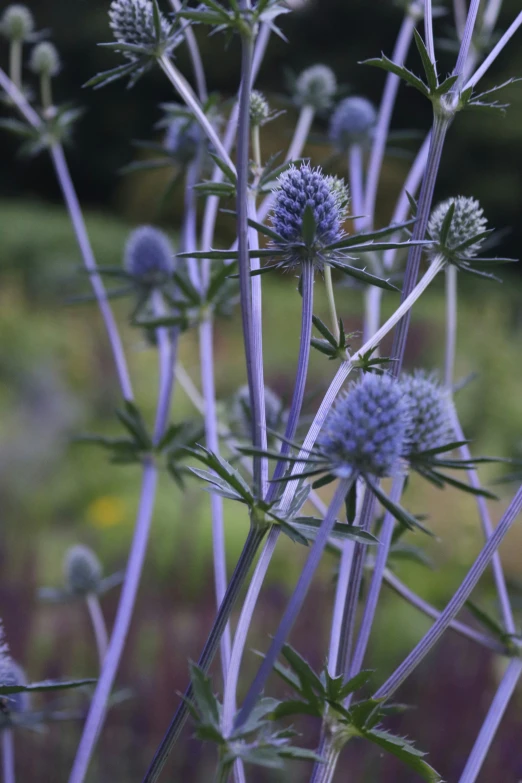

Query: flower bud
left=163, top=116, right=201, bottom=164
left=230, top=385, right=285, bottom=440
left=329, top=96, right=377, bottom=150
left=318, top=374, right=408, bottom=479
left=29, top=42, right=60, bottom=77
left=109, top=0, right=171, bottom=59
left=294, top=65, right=336, bottom=111
left=124, top=225, right=174, bottom=286
left=0, top=4, right=33, bottom=41
left=64, top=545, right=102, bottom=596
left=428, top=196, right=487, bottom=261
left=400, top=371, right=453, bottom=454
left=249, top=90, right=270, bottom=127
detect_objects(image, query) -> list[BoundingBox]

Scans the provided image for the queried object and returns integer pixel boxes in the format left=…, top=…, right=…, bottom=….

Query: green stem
left=9, top=40, right=21, bottom=89
left=40, top=73, right=53, bottom=111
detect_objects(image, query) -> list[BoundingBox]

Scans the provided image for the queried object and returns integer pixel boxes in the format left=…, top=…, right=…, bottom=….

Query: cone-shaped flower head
left=428, top=196, right=487, bottom=261
left=249, top=90, right=270, bottom=127
left=124, top=225, right=174, bottom=286
left=64, top=545, right=102, bottom=596
left=270, top=163, right=348, bottom=268
left=29, top=41, right=60, bottom=77
left=294, top=65, right=336, bottom=111
left=0, top=4, right=34, bottom=41
left=164, top=117, right=202, bottom=164
left=109, top=0, right=173, bottom=59
left=329, top=96, right=377, bottom=150
left=230, top=385, right=285, bottom=440
left=400, top=371, right=453, bottom=454
left=318, top=374, right=408, bottom=479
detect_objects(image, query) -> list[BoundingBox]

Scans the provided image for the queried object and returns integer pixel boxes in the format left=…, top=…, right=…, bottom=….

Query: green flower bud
left=29, top=41, right=60, bottom=77
left=249, top=90, right=270, bottom=127
left=0, top=4, right=34, bottom=41
left=64, top=545, right=102, bottom=596
left=294, top=65, right=336, bottom=111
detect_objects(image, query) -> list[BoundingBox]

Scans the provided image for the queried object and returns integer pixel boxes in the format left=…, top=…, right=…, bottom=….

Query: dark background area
left=2, top=1, right=522, bottom=782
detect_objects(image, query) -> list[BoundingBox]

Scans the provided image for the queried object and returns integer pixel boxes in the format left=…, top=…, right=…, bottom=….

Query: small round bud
left=0, top=660, right=30, bottom=716
left=109, top=0, right=172, bottom=59
left=64, top=545, right=102, bottom=596
left=318, top=374, right=408, bottom=479
left=29, top=42, right=60, bottom=77
left=329, top=97, right=377, bottom=150
left=270, top=164, right=346, bottom=266
left=0, top=4, right=34, bottom=41
left=294, top=65, right=337, bottom=111
left=230, top=385, right=285, bottom=440
left=124, top=225, right=174, bottom=286
left=400, top=371, right=453, bottom=454
left=249, top=90, right=270, bottom=127
left=427, top=196, right=487, bottom=260
left=163, top=117, right=201, bottom=164
left=325, top=175, right=350, bottom=214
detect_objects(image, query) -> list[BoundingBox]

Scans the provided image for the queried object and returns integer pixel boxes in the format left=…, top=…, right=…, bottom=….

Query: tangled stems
left=374, top=484, right=522, bottom=702
left=458, top=659, right=522, bottom=783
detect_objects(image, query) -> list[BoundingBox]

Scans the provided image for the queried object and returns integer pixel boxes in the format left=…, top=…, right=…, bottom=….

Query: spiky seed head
left=0, top=4, right=34, bottom=41
left=230, top=385, right=285, bottom=440
left=329, top=96, right=377, bottom=150
left=427, top=196, right=487, bottom=260
left=249, top=90, right=270, bottom=127
left=400, top=371, right=453, bottom=454
left=108, top=0, right=172, bottom=59
left=294, top=65, right=337, bottom=111
left=270, top=163, right=346, bottom=266
left=124, top=225, right=174, bottom=285
left=29, top=42, right=60, bottom=77
left=64, top=545, right=102, bottom=596
left=163, top=116, right=202, bottom=164
left=318, top=374, right=408, bottom=479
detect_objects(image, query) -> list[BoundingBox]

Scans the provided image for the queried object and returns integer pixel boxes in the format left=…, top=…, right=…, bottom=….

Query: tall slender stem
left=2, top=731, right=15, bottom=783
left=453, top=0, right=482, bottom=87
left=142, top=525, right=267, bottom=783
left=327, top=542, right=355, bottom=675
left=348, top=145, right=365, bottom=233
left=424, top=0, right=436, bottom=63
left=453, top=0, right=468, bottom=40
left=8, top=40, right=21, bottom=89
left=182, top=159, right=203, bottom=291
left=234, top=478, right=354, bottom=730
left=444, top=265, right=458, bottom=388
left=169, top=0, right=208, bottom=102
left=458, top=659, right=522, bottom=783
left=374, top=484, right=522, bottom=701
left=86, top=594, right=109, bottom=668
left=465, top=11, right=522, bottom=90
left=0, top=66, right=41, bottom=126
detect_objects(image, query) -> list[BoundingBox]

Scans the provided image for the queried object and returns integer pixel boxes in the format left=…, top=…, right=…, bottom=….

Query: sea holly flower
left=64, top=545, right=103, bottom=597
left=163, top=116, right=203, bottom=164
left=329, top=96, right=377, bottom=151
left=400, top=371, right=452, bottom=455
left=0, top=4, right=34, bottom=42
left=229, top=385, right=286, bottom=444
left=124, top=225, right=175, bottom=288
left=29, top=42, right=60, bottom=77
left=293, top=64, right=337, bottom=111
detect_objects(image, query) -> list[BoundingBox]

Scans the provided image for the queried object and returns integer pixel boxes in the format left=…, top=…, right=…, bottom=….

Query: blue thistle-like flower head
left=400, top=371, right=453, bottom=454
left=29, top=42, right=61, bottom=77
left=270, top=163, right=347, bottom=268
left=0, top=4, right=34, bottom=41
left=124, top=225, right=174, bottom=286
left=329, top=96, right=377, bottom=151
left=64, top=545, right=102, bottom=596
left=0, top=625, right=29, bottom=718
left=294, top=65, right=337, bottom=111
left=318, top=374, right=408, bottom=479
left=163, top=116, right=202, bottom=164
left=109, top=0, right=174, bottom=59
left=427, top=196, right=487, bottom=261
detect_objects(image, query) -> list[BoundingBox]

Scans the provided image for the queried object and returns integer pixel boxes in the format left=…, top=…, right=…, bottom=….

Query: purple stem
left=234, top=478, right=354, bottom=730
left=182, top=159, right=203, bottom=291
left=458, top=658, right=522, bottom=783
left=424, top=0, right=436, bottom=63
left=2, top=731, right=14, bottom=783
left=453, top=0, right=482, bottom=87
left=86, top=594, right=109, bottom=669
left=374, top=484, right=522, bottom=701
left=169, top=0, right=208, bottom=102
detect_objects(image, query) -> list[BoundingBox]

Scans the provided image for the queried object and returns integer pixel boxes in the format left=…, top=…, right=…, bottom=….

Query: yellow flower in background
left=87, top=495, right=126, bottom=529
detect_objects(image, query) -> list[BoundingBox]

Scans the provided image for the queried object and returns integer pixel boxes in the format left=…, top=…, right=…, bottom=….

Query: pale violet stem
left=382, top=570, right=509, bottom=655
left=256, top=104, right=315, bottom=225
left=348, top=145, right=365, bottom=233
left=169, top=0, right=208, bottom=102
left=199, top=318, right=233, bottom=673
left=347, top=474, right=406, bottom=681
left=69, top=460, right=158, bottom=783
left=234, top=478, right=354, bottom=730
left=458, top=659, right=522, bottom=783
left=152, top=296, right=178, bottom=445
left=0, top=66, right=41, bottom=127
left=251, top=23, right=271, bottom=85
left=364, top=13, right=416, bottom=229
left=278, top=255, right=445, bottom=513
left=159, top=55, right=236, bottom=174
left=448, top=404, right=516, bottom=636
left=86, top=594, right=109, bottom=668
left=453, top=0, right=482, bottom=85
left=50, top=145, right=133, bottom=401
left=482, top=0, right=505, bottom=37
left=327, top=541, right=356, bottom=675
left=424, top=0, right=436, bottom=63
left=182, top=159, right=203, bottom=292
left=222, top=525, right=280, bottom=736
left=444, top=264, right=458, bottom=389
left=309, top=736, right=341, bottom=783
left=465, top=11, right=522, bottom=90
left=2, top=730, right=15, bottom=783
left=374, top=484, right=522, bottom=701
left=453, top=0, right=468, bottom=40
left=389, top=116, right=449, bottom=375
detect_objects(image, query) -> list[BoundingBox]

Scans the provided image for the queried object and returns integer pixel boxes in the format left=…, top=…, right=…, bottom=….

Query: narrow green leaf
left=362, top=55, right=429, bottom=98
left=412, top=28, right=438, bottom=93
